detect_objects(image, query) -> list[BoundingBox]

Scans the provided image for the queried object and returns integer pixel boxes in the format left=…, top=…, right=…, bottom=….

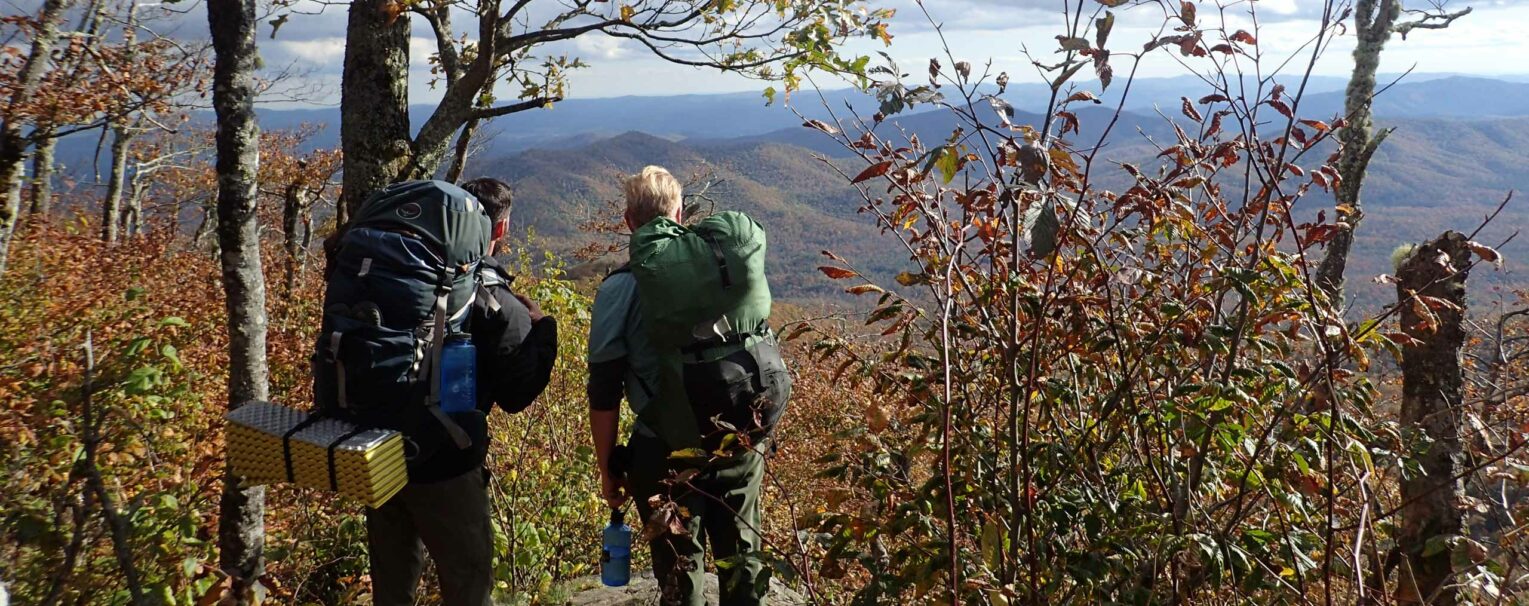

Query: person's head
left=460, top=177, right=513, bottom=242
left=622, top=165, right=683, bottom=231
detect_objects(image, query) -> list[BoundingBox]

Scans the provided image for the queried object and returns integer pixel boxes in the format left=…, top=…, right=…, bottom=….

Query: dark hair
left=460, top=177, right=512, bottom=223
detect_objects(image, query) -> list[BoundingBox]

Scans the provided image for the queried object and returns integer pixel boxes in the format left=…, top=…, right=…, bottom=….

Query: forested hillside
left=478, top=110, right=1529, bottom=303
left=5, top=0, right=1529, bottom=604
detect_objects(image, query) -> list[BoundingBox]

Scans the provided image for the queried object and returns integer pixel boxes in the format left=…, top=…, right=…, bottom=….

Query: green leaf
left=935, top=146, right=960, bottom=184
left=161, top=344, right=182, bottom=369
left=980, top=519, right=1005, bottom=570
left=668, top=448, right=707, bottom=460
left=160, top=316, right=190, bottom=328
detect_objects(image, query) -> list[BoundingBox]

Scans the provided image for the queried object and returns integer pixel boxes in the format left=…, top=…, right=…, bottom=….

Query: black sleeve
left=587, top=358, right=628, bottom=411
left=487, top=316, right=558, bottom=414
left=471, top=284, right=557, bottom=414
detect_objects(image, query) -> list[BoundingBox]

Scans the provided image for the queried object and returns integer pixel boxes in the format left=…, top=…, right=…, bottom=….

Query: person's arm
left=588, top=359, right=628, bottom=509
left=586, top=276, right=635, bottom=509
left=474, top=286, right=558, bottom=414
left=489, top=314, right=558, bottom=413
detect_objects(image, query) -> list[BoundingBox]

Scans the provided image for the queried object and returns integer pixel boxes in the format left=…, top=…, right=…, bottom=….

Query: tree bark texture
left=1314, top=0, right=1400, bottom=306
left=340, top=0, right=412, bottom=214
left=28, top=135, right=57, bottom=215
left=101, top=126, right=131, bottom=243
left=281, top=183, right=307, bottom=292
left=1393, top=231, right=1471, bottom=606
left=0, top=0, right=72, bottom=275
left=208, top=0, right=269, bottom=600
left=443, top=117, right=480, bottom=183
left=124, top=171, right=147, bottom=237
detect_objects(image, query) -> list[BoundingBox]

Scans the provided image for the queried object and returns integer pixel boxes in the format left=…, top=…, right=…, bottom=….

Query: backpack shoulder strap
left=603, top=263, right=632, bottom=280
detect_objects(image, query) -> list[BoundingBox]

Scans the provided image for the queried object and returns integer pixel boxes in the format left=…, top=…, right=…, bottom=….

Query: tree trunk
left=1393, top=231, right=1471, bottom=606
left=1314, top=0, right=1400, bottom=306
left=282, top=183, right=304, bottom=292
left=101, top=126, right=131, bottom=243
left=443, top=118, right=479, bottom=182
left=0, top=146, right=26, bottom=273
left=0, top=0, right=72, bottom=276
left=193, top=202, right=216, bottom=249
left=123, top=172, right=147, bottom=237
left=29, top=135, right=57, bottom=216
left=208, top=0, right=268, bottom=601
left=339, top=0, right=412, bottom=216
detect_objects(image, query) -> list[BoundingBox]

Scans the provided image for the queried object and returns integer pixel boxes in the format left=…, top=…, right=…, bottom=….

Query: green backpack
left=628, top=211, right=791, bottom=452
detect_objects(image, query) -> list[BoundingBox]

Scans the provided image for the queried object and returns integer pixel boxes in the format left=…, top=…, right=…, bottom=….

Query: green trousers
left=365, top=468, right=494, bottom=606
left=627, top=434, right=768, bottom=606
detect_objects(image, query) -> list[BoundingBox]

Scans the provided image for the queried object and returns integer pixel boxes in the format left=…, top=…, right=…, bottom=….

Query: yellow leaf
left=620, top=5, right=635, bottom=21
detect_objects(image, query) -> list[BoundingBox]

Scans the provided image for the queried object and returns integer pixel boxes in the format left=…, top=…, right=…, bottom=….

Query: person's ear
left=492, top=218, right=508, bottom=241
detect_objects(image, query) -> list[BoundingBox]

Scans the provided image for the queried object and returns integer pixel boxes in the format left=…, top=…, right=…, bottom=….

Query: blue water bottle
left=438, top=334, right=477, bottom=413
left=601, top=509, right=632, bottom=587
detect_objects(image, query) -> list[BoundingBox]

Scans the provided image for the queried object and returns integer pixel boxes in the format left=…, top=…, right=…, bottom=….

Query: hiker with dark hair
left=588, top=166, right=791, bottom=606
left=321, top=178, right=557, bottom=606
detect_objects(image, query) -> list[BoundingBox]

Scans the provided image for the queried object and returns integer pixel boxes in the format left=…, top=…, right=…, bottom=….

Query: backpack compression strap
left=699, top=232, right=732, bottom=289
left=422, top=267, right=472, bottom=450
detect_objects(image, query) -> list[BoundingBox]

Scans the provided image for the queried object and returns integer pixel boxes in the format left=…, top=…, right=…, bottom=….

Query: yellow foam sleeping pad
left=225, top=401, right=408, bottom=508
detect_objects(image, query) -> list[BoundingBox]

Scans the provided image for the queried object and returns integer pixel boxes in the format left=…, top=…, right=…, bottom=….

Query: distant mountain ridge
left=46, top=73, right=1529, bottom=173
left=480, top=109, right=1528, bottom=304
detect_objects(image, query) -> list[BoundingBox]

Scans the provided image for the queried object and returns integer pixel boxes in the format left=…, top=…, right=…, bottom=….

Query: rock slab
left=561, top=571, right=808, bottom=606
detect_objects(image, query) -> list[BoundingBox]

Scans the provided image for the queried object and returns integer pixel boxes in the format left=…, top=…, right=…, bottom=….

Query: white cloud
left=574, top=35, right=632, bottom=61
left=272, top=37, right=346, bottom=65
left=1258, top=0, right=1302, bottom=17
left=183, top=0, right=1529, bottom=105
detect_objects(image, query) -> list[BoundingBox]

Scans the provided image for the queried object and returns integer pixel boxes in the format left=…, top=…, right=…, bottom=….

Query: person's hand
left=600, top=472, right=629, bottom=510
left=515, top=293, right=544, bottom=322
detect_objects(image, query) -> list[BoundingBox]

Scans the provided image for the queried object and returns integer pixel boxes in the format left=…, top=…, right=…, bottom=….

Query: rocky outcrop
left=560, top=571, right=809, bottom=605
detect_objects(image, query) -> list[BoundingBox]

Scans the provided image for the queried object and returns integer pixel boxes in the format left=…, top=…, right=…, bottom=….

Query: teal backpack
left=313, top=180, right=492, bottom=471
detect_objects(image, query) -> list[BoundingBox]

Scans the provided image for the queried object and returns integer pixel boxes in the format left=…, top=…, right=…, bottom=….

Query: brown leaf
left=803, top=119, right=839, bottom=135
left=1230, top=29, right=1257, bottom=45
left=851, top=161, right=893, bottom=183
left=1056, top=36, right=1092, bottom=51
left=1057, top=110, right=1080, bottom=136
left=1180, top=1, right=1197, bottom=26
left=1206, top=112, right=1225, bottom=139
left=1095, top=55, right=1114, bottom=90
left=1266, top=99, right=1293, bottom=119
left=1466, top=240, right=1504, bottom=267
left=1181, top=97, right=1203, bottom=123
left=819, top=266, right=859, bottom=280
left=1300, top=119, right=1330, bottom=134
left=1410, top=296, right=1440, bottom=334
left=1064, top=90, right=1100, bottom=104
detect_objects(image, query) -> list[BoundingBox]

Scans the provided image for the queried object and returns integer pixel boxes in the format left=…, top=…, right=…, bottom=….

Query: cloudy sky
left=122, top=0, right=1529, bottom=105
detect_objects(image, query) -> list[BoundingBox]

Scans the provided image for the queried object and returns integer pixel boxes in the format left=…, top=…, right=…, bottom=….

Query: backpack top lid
left=628, top=210, right=771, bottom=350
left=350, top=180, right=492, bottom=269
